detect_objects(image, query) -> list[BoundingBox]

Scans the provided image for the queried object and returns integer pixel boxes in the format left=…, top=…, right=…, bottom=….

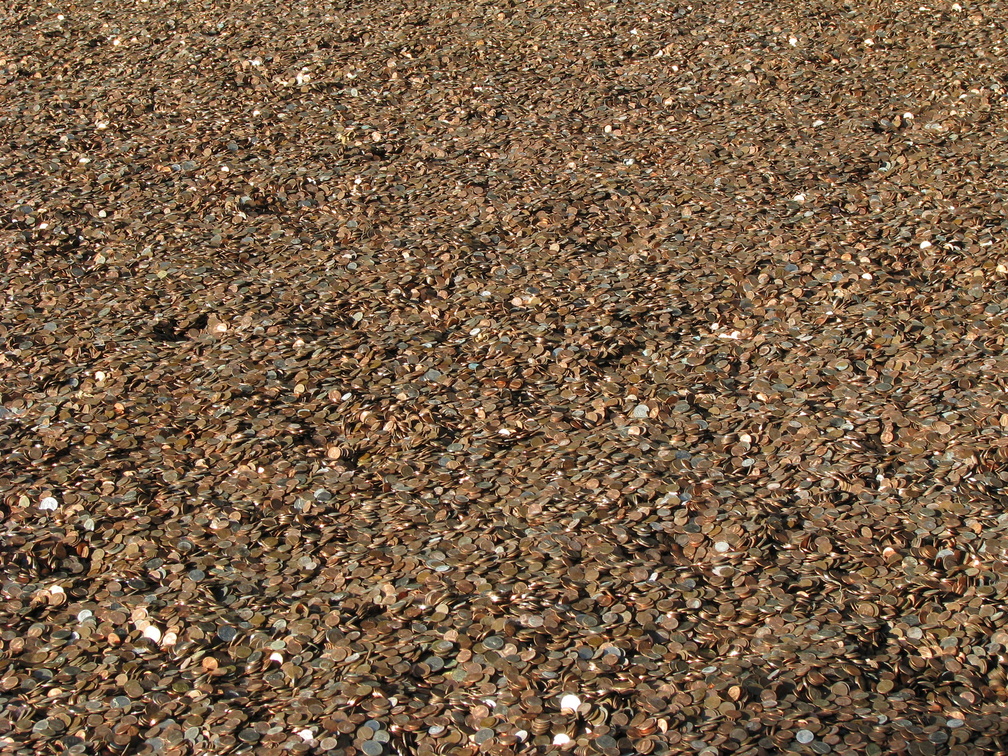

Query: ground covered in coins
left=3, top=0, right=1008, bottom=753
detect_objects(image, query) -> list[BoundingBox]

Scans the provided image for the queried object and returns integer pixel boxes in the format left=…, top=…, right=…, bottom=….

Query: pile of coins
left=3, top=0, right=1008, bottom=753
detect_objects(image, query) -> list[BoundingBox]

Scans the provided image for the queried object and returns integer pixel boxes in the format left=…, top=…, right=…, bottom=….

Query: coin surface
left=2, top=1, right=1007, bottom=754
